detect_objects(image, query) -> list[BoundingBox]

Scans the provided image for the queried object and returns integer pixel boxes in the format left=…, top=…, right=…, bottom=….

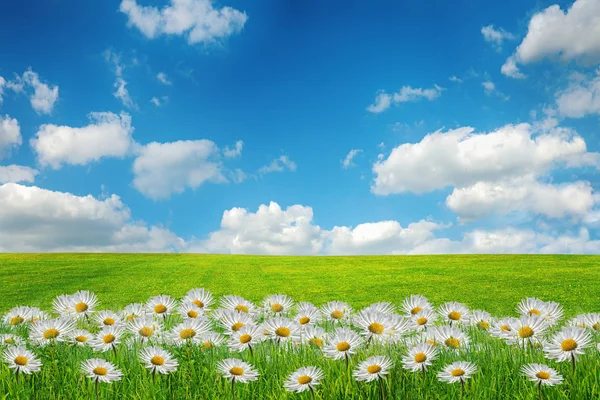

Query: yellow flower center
left=518, top=327, right=534, bottom=338
left=411, top=306, right=423, bottom=315
left=139, top=327, right=154, bottom=337
left=500, top=324, right=511, bottom=332
left=298, top=375, right=312, bottom=384
left=561, top=339, right=578, bottom=352
left=103, top=334, right=115, bottom=344
left=154, top=305, right=167, bottom=314
left=529, top=309, right=541, bottom=316
left=593, top=323, right=599, bottom=331
left=414, top=352, right=427, bottom=363
left=426, top=339, right=436, bottom=346
left=75, top=302, right=88, bottom=313
left=451, top=369, right=465, bottom=377
left=239, top=334, right=252, bottom=344
left=309, top=338, right=323, bottom=349
left=14, top=356, right=28, bottom=366
left=275, top=327, right=291, bottom=337
left=331, top=310, right=344, bottom=320
left=150, top=356, right=165, bottom=366
left=368, top=322, right=385, bottom=335
left=76, top=335, right=88, bottom=343
left=126, top=314, right=136, bottom=321
left=10, top=316, right=24, bottom=325
left=337, top=341, right=351, bottom=352
left=299, top=316, right=310, bottom=325
left=367, top=365, right=382, bottom=374
left=536, top=371, right=550, bottom=380
left=192, top=300, right=204, bottom=308
left=187, top=310, right=198, bottom=318
left=235, top=305, right=249, bottom=313
left=477, top=321, right=490, bottom=330
left=417, top=317, right=428, bottom=326
left=445, top=338, right=460, bottom=349
left=179, top=328, right=196, bottom=339
left=271, top=303, right=284, bottom=313
left=5, top=338, right=14, bottom=344
left=232, top=322, right=245, bottom=332
left=230, top=367, right=244, bottom=376
left=43, top=328, right=60, bottom=339
left=103, top=318, right=115, bottom=326
left=448, top=311, right=461, bottom=321
left=93, top=367, right=108, bottom=376
left=203, top=342, right=212, bottom=349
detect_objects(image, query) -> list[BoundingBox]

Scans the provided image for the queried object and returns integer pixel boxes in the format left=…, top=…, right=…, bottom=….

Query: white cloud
left=367, top=85, right=443, bottom=113
left=501, top=55, right=526, bottom=79
left=259, top=155, right=297, bottom=174
left=5, top=69, right=59, bottom=114
left=555, top=70, right=600, bottom=118
left=0, top=183, right=185, bottom=252
left=482, top=80, right=509, bottom=101
left=114, top=77, right=138, bottom=110
left=0, top=165, right=38, bottom=184
left=372, top=123, right=594, bottom=195
left=342, top=149, right=362, bottom=169
left=503, top=0, right=600, bottom=77
left=150, top=96, right=168, bottom=107
left=446, top=177, right=597, bottom=222
left=132, top=139, right=227, bottom=200
left=119, top=0, right=248, bottom=45
left=223, top=140, right=243, bottom=158
left=0, top=76, right=5, bottom=103
left=449, top=76, right=463, bottom=83
left=157, top=72, right=171, bottom=85
left=0, top=115, right=21, bottom=159
left=31, top=112, right=135, bottom=169
left=481, top=25, right=515, bottom=50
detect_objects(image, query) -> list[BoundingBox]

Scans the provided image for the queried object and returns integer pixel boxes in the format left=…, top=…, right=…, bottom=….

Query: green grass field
left=0, top=254, right=599, bottom=399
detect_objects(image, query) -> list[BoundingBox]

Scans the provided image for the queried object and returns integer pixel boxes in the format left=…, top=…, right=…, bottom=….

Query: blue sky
left=0, top=0, right=599, bottom=254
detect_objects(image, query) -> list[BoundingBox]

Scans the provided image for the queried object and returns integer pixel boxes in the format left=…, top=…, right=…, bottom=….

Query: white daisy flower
left=583, top=313, right=600, bottom=332
left=3, top=306, right=32, bottom=326
left=182, top=288, right=213, bottom=312
left=302, top=325, right=327, bottom=349
left=321, top=301, right=352, bottom=323
left=284, top=366, right=324, bottom=393
left=171, top=318, right=211, bottom=346
left=90, top=326, right=125, bottom=353
left=122, top=303, right=145, bottom=322
left=263, top=294, right=294, bottom=316
left=81, top=358, right=122, bottom=383
left=410, top=308, right=438, bottom=331
left=262, top=317, right=301, bottom=345
left=178, top=303, right=204, bottom=320
left=516, top=298, right=548, bottom=318
left=220, top=295, right=257, bottom=315
left=200, top=332, right=225, bottom=350
left=438, top=361, right=477, bottom=384
left=146, top=295, right=178, bottom=318
left=219, top=310, right=255, bottom=335
left=94, top=310, right=123, bottom=328
left=69, top=290, right=99, bottom=319
left=52, top=294, right=73, bottom=316
left=402, top=295, right=433, bottom=316
left=508, top=315, right=548, bottom=346
left=30, top=318, right=75, bottom=346
left=470, top=310, right=493, bottom=331
left=435, top=325, right=470, bottom=351
left=228, top=324, right=263, bottom=353
left=294, top=302, right=322, bottom=326
left=217, top=358, right=259, bottom=383
left=522, top=363, right=563, bottom=386
left=382, top=314, right=410, bottom=344
left=544, top=326, right=592, bottom=363
left=324, top=327, right=363, bottom=362
left=542, top=301, right=563, bottom=326
left=353, top=355, right=392, bottom=382
left=28, top=307, right=49, bottom=324
left=354, top=310, right=393, bottom=343
left=3, top=346, right=42, bottom=375
left=490, top=317, right=519, bottom=340
left=566, top=315, right=587, bottom=329
left=140, top=346, right=178, bottom=375
left=0, top=333, right=24, bottom=346
left=128, top=316, right=161, bottom=344
left=402, top=343, right=438, bottom=372
left=71, top=329, right=92, bottom=347
left=438, top=302, right=470, bottom=325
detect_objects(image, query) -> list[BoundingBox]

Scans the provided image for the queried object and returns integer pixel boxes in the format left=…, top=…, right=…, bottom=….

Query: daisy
left=354, top=310, right=393, bottom=344
left=522, top=363, right=563, bottom=400
left=383, top=314, right=410, bottom=344
left=81, top=358, right=122, bottom=383
left=262, top=317, right=301, bottom=345
left=284, top=366, right=324, bottom=396
left=52, top=294, right=73, bottom=316
left=354, top=355, right=392, bottom=382
left=438, top=361, right=477, bottom=388
left=490, top=317, right=519, bottom=340
left=139, top=346, right=178, bottom=375
left=583, top=313, right=600, bottom=332
left=321, top=301, right=352, bottom=324
left=69, top=290, right=99, bottom=319
left=566, top=315, right=588, bottom=329
left=178, top=303, right=204, bottom=320
left=516, top=298, right=548, bottom=318
left=122, top=303, right=145, bottom=322
left=0, top=333, right=24, bottom=346
left=543, top=301, right=563, bottom=326
left=30, top=318, right=75, bottom=346
left=228, top=324, right=263, bottom=354
left=171, top=318, right=211, bottom=346
left=146, top=295, right=178, bottom=318
left=263, top=294, right=294, bottom=316
left=402, top=295, right=433, bottom=316
left=128, top=316, right=161, bottom=344
left=200, top=332, right=225, bottom=350
left=508, top=315, right=548, bottom=347
left=28, top=307, right=49, bottom=324
left=410, top=308, right=438, bottom=331
left=324, top=327, right=363, bottom=366
left=3, top=346, right=42, bottom=376
left=71, top=329, right=92, bottom=347
left=94, top=310, right=123, bottom=328
left=435, top=325, right=470, bottom=351
left=219, top=310, right=255, bottom=335
left=220, top=295, right=257, bottom=315
left=294, top=302, right=322, bottom=326
left=217, top=358, right=259, bottom=400
left=181, top=288, right=213, bottom=312
left=438, top=302, right=470, bottom=325
left=302, top=325, right=327, bottom=349
left=544, top=326, right=592, bottom=373
left=90, top=325, right=124, bottom=353
left=3, top=306, right=32, bottom=326
left=470, top=310, right=493, bottom=331
left=402, top=343, right=438, bottom=374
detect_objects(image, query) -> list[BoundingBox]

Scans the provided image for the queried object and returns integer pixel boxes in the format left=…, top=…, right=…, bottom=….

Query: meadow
left=0, top=254, right=599, bottom=399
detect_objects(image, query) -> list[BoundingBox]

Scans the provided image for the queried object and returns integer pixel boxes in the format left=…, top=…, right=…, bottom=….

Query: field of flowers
left=1, top=289, right=599, bottom=399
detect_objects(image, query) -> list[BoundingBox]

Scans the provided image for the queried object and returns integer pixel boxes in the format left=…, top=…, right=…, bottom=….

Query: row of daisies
left=1, top=289, right=599, bottom=393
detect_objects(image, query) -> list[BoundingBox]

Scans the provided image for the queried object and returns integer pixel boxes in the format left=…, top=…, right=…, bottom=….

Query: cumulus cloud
left=501, top=55, right=526, bottom=79
left=555, top=70, right=600, bottom=118
left=342, top=149, right=362, bottom=169
left=4, top=69, right=59, bottom=114
left=367, top=85, right=444, bottom=113
left=503, top=0, right=600, bottom=77
left=119, top=0, right=248, bottom=45
left=0, top=165, right=38, bottom=184
left=259, top=155, right=297, bottom=174
left=223, top=140, right=243, bottom=158
left=0, top=115, right=21, bottom=159
left=132, top=139, right=228, bottom=200
left=157, top=72, right=171, bottom=85
left=481, top=25, right=515, bottom=50
left=30, top=112, right=136, bottom=169
left=0, top=183, right=185, bottom=252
